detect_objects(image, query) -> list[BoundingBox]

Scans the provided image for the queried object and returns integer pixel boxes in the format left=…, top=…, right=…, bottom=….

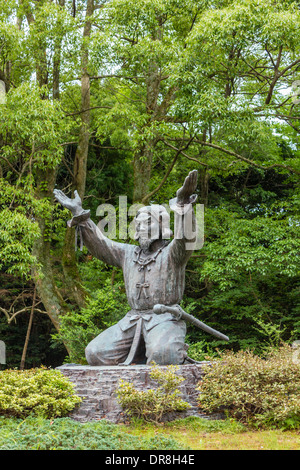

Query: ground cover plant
left=0, top=416, right=187, bottom=450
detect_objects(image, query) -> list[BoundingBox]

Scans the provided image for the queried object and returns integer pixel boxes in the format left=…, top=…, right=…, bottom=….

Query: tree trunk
left=133, top=62, right=160, bottom=203
left=198, top=167, right=210, bottom=207
left=133, top=144, right=154, bottom=203
left=53, top=0, right=65, bottom=100
left=20, top=288, right=36, bottom=370
left=32, top=168, right=68, bottom=334
left=132, top=21, right=177, bottom=203
left=74, top=0, right=93, bottom=200
left=61, top=0, right=94, bottom=308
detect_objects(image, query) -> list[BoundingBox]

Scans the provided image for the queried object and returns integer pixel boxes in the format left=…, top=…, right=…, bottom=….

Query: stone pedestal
left=57, top=362, right=214, bottom=423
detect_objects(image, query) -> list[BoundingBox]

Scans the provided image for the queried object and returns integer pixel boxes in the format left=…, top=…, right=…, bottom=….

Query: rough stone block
left=57, top=362, right=218, bottom=423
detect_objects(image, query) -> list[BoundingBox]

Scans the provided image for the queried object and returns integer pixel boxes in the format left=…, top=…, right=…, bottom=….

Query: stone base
left=57, top=362, right=219, bottom=423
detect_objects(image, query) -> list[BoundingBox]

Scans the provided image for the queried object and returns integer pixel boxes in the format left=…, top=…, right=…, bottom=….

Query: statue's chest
left=128, top=246, right=167, bottom=300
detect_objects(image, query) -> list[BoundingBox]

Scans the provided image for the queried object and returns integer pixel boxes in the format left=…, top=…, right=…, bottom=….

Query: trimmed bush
left=0, top=367, right=81, bottom=419
left=196, top=344, right=300, bottom=429
left=116, top=364, right=191, bottom=424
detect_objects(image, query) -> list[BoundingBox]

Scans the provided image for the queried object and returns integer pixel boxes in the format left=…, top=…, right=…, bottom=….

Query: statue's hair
left=134, top=205, right=173, bottom=240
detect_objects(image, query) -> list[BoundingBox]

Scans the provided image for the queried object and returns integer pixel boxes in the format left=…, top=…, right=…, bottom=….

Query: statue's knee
left=148, top=344, right=185, bottom=365
left=85, top=343, right=99, bottom=365
left=85, top=333, right=126, bottom=366
left=146, top=322, right=187, bottom=365
left=85, top=339, right=109, bottom=365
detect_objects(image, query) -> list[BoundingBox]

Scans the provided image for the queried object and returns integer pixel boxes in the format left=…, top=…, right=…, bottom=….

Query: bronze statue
left=54, top=170, right=225, bottom=366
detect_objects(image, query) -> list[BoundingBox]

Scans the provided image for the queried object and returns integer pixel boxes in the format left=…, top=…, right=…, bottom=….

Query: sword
left=153, top=304, right=229, bottom=342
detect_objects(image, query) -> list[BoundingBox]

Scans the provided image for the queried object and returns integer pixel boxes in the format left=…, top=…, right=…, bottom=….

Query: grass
left=0, top=415, right=299, bottom=450
left=124, top=416, right=300, bottom=451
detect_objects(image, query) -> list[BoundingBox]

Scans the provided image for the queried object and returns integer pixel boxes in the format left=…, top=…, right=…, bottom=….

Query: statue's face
left=135, top=212, right=160, bottom=242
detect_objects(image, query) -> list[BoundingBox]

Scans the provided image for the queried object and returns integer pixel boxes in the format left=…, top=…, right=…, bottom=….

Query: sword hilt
left=153, top=304, right=183, bottom=319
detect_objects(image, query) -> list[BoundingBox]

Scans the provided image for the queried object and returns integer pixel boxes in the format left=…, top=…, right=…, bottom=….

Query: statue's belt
left=128, top=309, right=153, bottom=322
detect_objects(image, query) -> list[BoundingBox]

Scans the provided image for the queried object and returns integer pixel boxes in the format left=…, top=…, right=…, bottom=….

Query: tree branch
left=65, top=106, right=112, bottom=116
left=196, top=140, right=300, bottom=175
left=163, top=140, right=208, bottom=167
left=0, top=155, right=20, bottom=176
left=164, top=137, right=300, bottom=175
left=265, top=46, right=283, bottom=105
left=141, top=137, right=194, bottom=204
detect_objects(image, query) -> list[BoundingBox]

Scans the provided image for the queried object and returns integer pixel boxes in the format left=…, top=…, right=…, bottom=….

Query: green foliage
left=117, top=364, right=191, bottom=424
left=197, top=344, right=300, bottom=429
left=0, top=416, right=187, bottom=450
left=0, top=367, right=81, bottom=419
left=182, top=164, right=300, bottom=354
left=186, top=274, right=300, bottom=354
left=187, top=341, right=221, bottom=362
left=54, top=280, right=128, bottom=363
left=201, top=205, right=300, bottom=289
left=0, top=80, right=71, bottom=279
left=1, top=83, right=68, bottom=169
left=0, top=207, right=40, bottom=278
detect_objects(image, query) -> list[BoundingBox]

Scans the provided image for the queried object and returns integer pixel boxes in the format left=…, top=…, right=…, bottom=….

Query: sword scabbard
left=153, top=303, right=229, bottom=341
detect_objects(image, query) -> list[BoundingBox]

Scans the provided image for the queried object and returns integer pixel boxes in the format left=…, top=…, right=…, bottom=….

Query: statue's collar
left=133, top=241, right=168, bottom=271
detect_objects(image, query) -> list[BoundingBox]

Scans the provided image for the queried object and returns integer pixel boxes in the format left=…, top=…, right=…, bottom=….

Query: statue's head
left=134, top=205, right=173, bottom=251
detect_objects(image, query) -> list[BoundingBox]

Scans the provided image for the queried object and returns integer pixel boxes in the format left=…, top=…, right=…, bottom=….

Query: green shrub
left=196, top=344, right=300, bottom=429
left=187, top=340, right=220, bottom=362
left=0, top=367, right=82, bottom=419
left=116, top=364, right=191, bottom=424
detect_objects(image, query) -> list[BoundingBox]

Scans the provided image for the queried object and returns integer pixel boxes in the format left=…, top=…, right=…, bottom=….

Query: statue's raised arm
left=176, top=169, right=198, bottom=206
left=53, top=189, right=83, bottom=216
left=169, top=169, right=198, bottom=265
left=53, top=188, right=127, bottom=269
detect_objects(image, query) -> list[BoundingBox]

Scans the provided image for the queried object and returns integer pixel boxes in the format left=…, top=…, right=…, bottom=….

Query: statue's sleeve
left=67, top=210, right=126, bottom=268
left=168, top=198, right=197, bottom=266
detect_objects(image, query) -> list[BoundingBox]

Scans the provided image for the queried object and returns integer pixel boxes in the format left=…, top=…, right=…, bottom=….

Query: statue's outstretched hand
left=176, top=170, right=198, bottom=206
left=53, top=189, right=83, bottom=216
